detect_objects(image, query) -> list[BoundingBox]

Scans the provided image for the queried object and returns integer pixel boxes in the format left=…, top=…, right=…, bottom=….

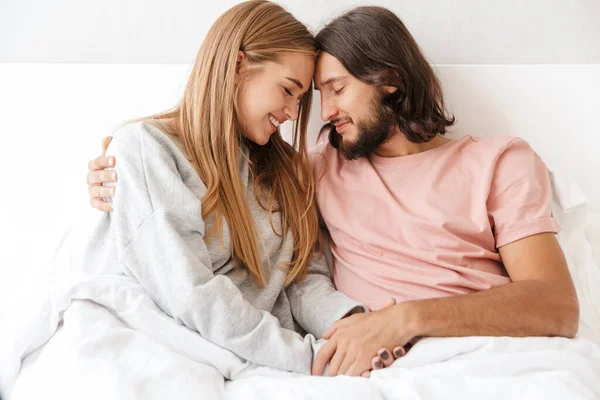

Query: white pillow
left=585, top=212, right=600, bottom=268
left=548, top=168, right=588, bottom=213
left=548, top=167, right=600, bottom=343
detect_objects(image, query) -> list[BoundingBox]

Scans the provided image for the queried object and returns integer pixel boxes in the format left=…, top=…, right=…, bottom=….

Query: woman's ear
left=236, top=50, right=246, bottom=74
left=235, top=51, right=247, bottom=85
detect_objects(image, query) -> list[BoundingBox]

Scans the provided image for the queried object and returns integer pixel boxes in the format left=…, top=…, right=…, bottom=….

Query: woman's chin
left=247, top=132, right=271, bottom=146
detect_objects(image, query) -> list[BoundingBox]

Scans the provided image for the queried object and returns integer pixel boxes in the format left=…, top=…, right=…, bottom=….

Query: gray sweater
left=78, top=122, right=363, bottom=375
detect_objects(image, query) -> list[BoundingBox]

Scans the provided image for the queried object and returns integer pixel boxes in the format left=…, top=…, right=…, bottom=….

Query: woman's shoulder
left=108, top=121, right=205, bottom=216
left=111, top=121, right=179, bottom=154
left=109, top=121, right=197, bottom=175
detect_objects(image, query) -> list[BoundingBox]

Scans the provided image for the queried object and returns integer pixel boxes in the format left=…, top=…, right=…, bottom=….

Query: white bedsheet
left=3, top=275, right=600, bottom=400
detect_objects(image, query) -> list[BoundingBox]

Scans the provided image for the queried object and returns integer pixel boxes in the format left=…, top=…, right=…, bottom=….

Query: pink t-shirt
left=310, top=135, right=560, bottom=311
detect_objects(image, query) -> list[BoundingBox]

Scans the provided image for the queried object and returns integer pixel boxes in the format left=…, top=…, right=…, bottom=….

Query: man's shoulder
left=458, top=135, right=535, bottom=162
left=462, top=135, right=548, bottom=197
left=459, top=134, right=524, bottom=150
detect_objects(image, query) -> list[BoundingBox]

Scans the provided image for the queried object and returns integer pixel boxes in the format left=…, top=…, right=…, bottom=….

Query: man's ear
left=384, top=69, right=404, bottom=94
left=382, top=85, right=398, bottom=95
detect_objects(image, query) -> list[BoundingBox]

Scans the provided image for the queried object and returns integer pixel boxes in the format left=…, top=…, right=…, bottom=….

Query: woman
left=80, top=0, right=366, bottom=376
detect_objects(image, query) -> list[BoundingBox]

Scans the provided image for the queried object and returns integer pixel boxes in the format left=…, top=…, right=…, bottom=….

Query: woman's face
left=236, top=52, right=315, bottom=145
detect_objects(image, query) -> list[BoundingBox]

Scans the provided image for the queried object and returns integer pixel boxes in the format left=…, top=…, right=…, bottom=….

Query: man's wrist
left=394, top=301, right=426, bottom=340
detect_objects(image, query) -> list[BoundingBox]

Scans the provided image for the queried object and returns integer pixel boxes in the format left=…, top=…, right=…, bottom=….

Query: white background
left=2, top=0, right=599, bottom=64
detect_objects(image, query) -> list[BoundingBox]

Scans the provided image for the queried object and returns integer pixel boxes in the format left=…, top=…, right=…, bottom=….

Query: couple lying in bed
left=83, top=0, right=579, bottom=378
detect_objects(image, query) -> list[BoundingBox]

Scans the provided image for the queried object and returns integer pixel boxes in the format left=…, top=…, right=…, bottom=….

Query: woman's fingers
left=392, top=345, right=406, bottom=359
left=312, top=339, right=337, bottom=376
left=371, top=356, right=383, bottom=370
left=377, top=348, right=394, bottom=367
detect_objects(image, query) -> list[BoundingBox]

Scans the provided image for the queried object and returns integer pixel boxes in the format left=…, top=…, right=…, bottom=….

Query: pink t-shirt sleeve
left=487, top=138, right=560, bottom=248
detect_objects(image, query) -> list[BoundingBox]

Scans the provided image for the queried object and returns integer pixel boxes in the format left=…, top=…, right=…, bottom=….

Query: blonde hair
left=134, top=0, right=319, bottom=286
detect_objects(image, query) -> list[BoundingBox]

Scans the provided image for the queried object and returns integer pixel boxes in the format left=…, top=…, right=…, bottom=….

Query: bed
left=1, top=63, right=599, bottom=399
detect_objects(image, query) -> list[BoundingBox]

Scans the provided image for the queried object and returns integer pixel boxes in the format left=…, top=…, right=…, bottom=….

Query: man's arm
left=404, top=232, right=579, bottom=339
left=313, top=232, right=579, bottom=376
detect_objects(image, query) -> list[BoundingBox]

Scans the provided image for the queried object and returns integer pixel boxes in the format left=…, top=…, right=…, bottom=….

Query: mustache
left=330, top=117, right=352, bottom=126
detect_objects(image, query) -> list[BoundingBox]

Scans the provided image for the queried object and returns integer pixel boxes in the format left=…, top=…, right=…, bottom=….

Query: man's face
left=314, top=52, right=397, bottom=160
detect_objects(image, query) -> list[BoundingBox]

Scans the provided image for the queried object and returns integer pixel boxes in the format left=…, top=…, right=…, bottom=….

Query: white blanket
left=3, top=275, right=600, bottom=400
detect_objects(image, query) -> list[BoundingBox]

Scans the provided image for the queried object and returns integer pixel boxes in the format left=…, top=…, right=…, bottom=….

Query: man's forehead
left=315, top=52, right=349, bottom=90
left=316, top=52, right=345, bottom=73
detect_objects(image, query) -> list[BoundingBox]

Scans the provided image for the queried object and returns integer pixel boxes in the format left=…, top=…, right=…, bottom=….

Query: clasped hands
left=312, top=298, right=418, bottom=377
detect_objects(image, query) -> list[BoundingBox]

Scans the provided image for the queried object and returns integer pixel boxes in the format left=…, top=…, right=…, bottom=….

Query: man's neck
left=375, top=128, right=453, bottom=158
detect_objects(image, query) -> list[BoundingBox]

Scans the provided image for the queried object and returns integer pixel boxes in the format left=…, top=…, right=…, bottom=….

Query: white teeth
left=268, top=114, right=280, bottom=128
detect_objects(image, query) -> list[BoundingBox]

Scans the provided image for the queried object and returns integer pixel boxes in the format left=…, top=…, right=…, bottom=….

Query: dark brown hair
left=315, top=6, right=455, bottom=144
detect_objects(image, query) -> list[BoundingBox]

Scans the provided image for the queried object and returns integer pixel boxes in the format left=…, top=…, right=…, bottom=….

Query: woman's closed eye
left=283, top=86, right=294, bottom=96
left=334, top=86, right=345, bottom=95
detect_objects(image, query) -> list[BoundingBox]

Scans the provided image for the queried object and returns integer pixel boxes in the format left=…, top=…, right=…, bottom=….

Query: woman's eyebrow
left=285, top=77, right=304, bottom=90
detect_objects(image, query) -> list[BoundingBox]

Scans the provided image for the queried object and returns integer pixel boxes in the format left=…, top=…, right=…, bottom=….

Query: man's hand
left=87, top=136, right=117, bottom=211
left=312, top=300, right=416, bottom=377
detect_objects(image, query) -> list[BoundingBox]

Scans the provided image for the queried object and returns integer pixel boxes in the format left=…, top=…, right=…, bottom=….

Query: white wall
left=1, top=0, right=599, bottom=64
left=0, top=64, right=191, bottom=329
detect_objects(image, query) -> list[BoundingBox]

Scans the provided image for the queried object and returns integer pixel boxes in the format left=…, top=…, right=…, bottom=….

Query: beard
left=331, top=94, right=397, bottom=160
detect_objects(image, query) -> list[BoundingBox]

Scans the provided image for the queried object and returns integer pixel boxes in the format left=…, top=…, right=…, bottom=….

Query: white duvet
left=3, top=168, right=600, bottom=399
left=2, top=274, right=600, bottom=400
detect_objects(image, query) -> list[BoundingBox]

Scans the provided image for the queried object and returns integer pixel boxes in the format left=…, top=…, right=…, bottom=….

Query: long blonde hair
left=136, top=1, right=320, bottom=286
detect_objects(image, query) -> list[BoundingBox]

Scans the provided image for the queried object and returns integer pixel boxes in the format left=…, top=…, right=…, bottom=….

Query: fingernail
left=404, top=342, right=413, bottom=350
left=112, top=172, right=117, bottom=180
left=374, top=361, right=382, bottom=368
left=394, top=348, right=405, bottom=358
left=379, top=350, right=389, bottom=360
left=109, top=157, right=115, bottom=167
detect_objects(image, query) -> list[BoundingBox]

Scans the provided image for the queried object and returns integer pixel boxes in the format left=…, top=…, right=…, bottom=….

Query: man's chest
left=315, top=166, right=495, bottom=256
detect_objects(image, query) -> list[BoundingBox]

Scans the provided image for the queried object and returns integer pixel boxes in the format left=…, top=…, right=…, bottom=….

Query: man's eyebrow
left=314, top=76, right=345, bottom=91
left=285, top=77, right=304, bottom=90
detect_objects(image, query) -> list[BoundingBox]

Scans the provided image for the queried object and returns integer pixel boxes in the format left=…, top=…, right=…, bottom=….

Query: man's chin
left=339, top=142, right=363, bottom=161
left=338, top=130, right=358, bottom=145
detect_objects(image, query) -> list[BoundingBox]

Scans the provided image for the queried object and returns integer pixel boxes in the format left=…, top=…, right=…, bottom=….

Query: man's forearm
left=401, top=280, right=579, bottom=340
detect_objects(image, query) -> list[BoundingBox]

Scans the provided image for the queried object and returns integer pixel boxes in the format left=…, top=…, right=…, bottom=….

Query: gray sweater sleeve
left=105, top=122, right=314, bottom=374
left=286, top=249, right=366, bottom=339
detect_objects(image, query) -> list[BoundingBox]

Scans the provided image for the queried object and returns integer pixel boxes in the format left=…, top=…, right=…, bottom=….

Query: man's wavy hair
left=316, top=6, right=455, bottom=145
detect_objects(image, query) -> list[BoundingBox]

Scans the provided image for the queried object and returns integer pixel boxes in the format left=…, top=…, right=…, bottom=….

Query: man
left=86, top=6, right=579, bottom=378
left=308, top=6, right=578, bottom=377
